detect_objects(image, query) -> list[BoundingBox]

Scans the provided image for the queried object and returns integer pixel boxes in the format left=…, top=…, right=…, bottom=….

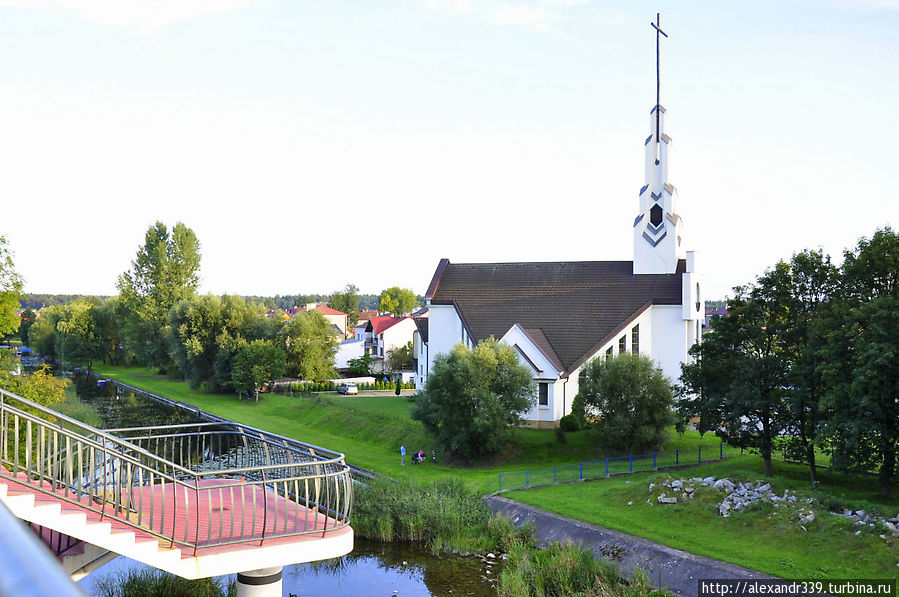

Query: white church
left=415, top=94, right=704, bottom=428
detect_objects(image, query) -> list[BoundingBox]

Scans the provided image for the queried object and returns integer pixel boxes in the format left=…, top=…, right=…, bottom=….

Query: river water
left=65, top=373, right=497, bottom=597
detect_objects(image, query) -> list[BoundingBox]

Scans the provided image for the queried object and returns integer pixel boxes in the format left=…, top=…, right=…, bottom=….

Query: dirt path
left=486, top=495, right=772, bottom=596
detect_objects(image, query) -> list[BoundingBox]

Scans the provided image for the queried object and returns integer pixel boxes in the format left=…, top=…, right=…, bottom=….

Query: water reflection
left=71, top=373, right=203, bottom=429
left=78, top=540, right=497, bottom=597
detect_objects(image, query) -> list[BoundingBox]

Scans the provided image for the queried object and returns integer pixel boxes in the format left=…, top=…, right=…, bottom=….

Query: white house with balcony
left=358, top=316, right=418, bottom=373
left=421, top=103, right=703, bottom=428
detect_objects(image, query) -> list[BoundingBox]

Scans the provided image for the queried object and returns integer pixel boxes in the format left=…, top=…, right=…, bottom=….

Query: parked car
left=337, top=382, right=358, bottom=395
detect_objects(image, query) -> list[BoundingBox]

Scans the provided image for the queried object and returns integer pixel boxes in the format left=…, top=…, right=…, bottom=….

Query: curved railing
left=0, top=387, right=352, bottom=555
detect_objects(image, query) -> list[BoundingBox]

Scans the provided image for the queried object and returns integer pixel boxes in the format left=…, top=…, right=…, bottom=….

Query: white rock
left=800, top=513, right=815, bottom=524
left=856, top=510, right=865, bottom=517
left=627, top=501, right=633, bottom=506
left=703, top=476, right=716, bottom=485
left=487, top=553, right=495, bottom=559
left=671, top=480, right=683, bottom=489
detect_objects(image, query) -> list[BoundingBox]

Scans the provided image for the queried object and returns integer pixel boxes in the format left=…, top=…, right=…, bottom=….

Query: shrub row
left=286, top=380, right=415, bottom=393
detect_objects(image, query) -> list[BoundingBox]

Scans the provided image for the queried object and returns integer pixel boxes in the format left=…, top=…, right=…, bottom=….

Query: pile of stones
left=831, top=509, right=899, bottom=536
left=650, top=476, right=899, bottom=540
left=714, top=479, right=799, bottom=518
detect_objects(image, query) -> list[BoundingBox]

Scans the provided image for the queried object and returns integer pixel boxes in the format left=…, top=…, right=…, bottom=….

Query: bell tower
left=633, top=13, right=684, bottom=275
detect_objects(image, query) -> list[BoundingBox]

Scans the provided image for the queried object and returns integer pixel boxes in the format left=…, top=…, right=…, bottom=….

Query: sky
left=1, top=0, right=896, bottom=300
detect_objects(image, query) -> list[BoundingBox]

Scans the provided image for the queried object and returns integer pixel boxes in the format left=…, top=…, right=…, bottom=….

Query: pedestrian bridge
left=0, top=386, right=353, bottom=593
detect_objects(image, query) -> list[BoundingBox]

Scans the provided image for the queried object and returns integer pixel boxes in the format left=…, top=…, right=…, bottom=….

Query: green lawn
left=90, top=365, right=722, bottom=494
left=88, top=364, right=898, bottom=579
left=509, top=456, right=898, bottom=579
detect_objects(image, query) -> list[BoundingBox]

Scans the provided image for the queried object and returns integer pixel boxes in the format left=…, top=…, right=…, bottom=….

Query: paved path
left=486, top=495, right=772, bottom=597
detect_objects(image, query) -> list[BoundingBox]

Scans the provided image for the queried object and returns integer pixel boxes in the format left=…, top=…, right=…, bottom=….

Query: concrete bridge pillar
left=236, top=566, right=283, bottom=597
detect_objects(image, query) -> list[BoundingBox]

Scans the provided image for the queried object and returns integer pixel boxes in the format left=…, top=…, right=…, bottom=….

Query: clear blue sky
left=1, top=1, right=896, bottom=300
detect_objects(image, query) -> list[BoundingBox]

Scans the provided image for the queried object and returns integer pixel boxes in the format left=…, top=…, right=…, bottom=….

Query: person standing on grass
left=400, top=444, right=406, bottom=466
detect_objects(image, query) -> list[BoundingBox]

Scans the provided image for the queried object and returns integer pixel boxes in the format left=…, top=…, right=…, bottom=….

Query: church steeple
left=633, top=13, right=684, bottom=275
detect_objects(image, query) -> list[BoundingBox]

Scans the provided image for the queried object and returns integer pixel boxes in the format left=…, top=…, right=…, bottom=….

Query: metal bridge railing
left=0, top=388, right=352, bottom=555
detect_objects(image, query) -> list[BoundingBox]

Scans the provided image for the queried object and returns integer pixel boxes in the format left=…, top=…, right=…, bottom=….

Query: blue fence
left=497, top=442, right=729, bottom=492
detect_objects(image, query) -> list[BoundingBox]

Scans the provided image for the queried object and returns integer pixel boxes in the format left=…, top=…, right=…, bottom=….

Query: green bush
left=352, top=477, right=530, bottom=553
left=559, top=414, right=582, bottom=432
left=499, top=541, right=667, bottom=597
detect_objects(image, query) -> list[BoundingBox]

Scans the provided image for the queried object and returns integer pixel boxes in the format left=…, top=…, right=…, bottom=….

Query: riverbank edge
left=486, top=495, right=771, bottom=597
left=81, top=369, right=381, bottom=481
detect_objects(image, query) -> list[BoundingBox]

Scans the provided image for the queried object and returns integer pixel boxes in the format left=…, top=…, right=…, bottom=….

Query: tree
left=346, top=353, right=374, bottom=377
left=329, top=283, right=360, bottom=327
left=411, top=338, right=534, bottom=460
left=0, top=236, right=24, bottom=337
left=278, top=310, right=337, bottom=381
left=56, top=300, right=106, bottom=370
left=578, top=353, right=674, bottom=454
left=231, top=340, right=286, bottom=402
left=386, top=341, right=414, bottom=372
left=28, top=305, right=65, bottom=359
left=378, top=287, right=418, bottom=315
left=18, top=308, right=36, bottom=345
left=116, top=222, right=201, bottom=369
left=166, top=294, right=272, bottom=390
left=680, top=262, right=793, bottom=477
left=779, top=250, right=838, bottom=486
left=820, top=227, right=899, bottom=496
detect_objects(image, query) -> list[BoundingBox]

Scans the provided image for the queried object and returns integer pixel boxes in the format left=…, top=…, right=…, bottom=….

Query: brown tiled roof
left=413, top=317, right=429, bottom=343
left=428, top=260, right=685, bottom=374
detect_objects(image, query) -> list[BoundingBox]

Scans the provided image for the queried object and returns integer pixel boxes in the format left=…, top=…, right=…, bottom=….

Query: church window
left=650, top=204, right=663, bottom=226
left=618, top=335, right=626, bottom=353
left=631, top=324, right=640, bottom=355
left=605, top=347, right=613, bottom=359
left=538, top=383, right=549, bottom=406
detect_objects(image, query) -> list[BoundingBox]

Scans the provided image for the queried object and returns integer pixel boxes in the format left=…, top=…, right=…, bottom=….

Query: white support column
left=236, top=566, right=283, bottom=597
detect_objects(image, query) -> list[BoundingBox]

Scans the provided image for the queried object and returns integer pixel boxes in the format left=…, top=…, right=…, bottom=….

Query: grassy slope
left=510, top=456, right=898, bottom=578
left=92, top=365, right=721, bottom=494
left=90, top=365, right=898, bottom=578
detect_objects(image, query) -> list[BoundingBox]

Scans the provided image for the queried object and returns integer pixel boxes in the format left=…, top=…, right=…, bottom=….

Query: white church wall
left=426, top=304, right=465, bottom=374
left=650, top=305, right=689, bottom=383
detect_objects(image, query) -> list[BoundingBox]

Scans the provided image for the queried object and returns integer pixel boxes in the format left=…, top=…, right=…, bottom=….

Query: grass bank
left=86, top=364, right=899, bottom=581
left=90, top=365, right=720, bottom=494
left=508, top=455, right=898, bottom=579
left=353, top=475, right=668, bottom=597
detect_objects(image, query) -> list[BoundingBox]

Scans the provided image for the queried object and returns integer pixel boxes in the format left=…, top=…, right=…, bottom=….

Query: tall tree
left=411, top=338, right=534, bottom=460
left=28, top=305, right=65, bottom=359
left=386, top=341, right=414, bottom=372
left=680, top=262, right=793, bottom=477
left=116, top=222, right=201, bottom=369
left=18, top=307, right=36, bottom=346
left=378, top=287, right=418, bottom=315
left=231, top=340, right=286, bottom=402
left=56, top=300, right=105, bottom=370
left=0, top=236, right=24, bottom=337
left=578, top=353, right=674, bottom=454
left=278, top=310, right=337, bottom=381
left=167, top=294, right=271, bottom=390
left=780, top=250, right=838, bottom=486
left=821, top=227, right=899, bottom=496
left=329, top=283, right=360, bottom=326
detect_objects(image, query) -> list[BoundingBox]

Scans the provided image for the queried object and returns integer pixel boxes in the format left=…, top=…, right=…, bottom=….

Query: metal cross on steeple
left=651, top=13, right=668, bottom=144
